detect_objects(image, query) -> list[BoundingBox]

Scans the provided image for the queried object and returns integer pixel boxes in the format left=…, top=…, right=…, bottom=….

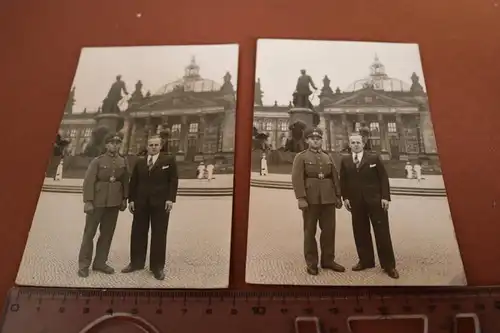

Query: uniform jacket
left=291, top=148, right=341, bottom=205
left=129, top=153, right=179, bottom=207
left=339, top=152, right=390, bottom=204
left=83, top=153, right=130, bottom=208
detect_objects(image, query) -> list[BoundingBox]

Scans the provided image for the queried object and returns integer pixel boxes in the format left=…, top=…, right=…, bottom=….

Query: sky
left=69, top=44, right=239, bottom=112
left=255, top=39, right=428, bottom=106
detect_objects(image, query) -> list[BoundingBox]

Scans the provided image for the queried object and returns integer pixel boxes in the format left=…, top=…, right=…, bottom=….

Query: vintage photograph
left=246, top=39, right=466, bottom=286
left=16, top=44, right=239, bottom=288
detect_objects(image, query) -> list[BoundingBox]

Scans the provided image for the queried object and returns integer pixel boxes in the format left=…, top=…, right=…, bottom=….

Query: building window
left=171, top=124, right=181, bottom=137
left=369, top=122, right=380, bottom=135
left=364, top=96, right=373, bottom=103
left=189, top=123, right=198, bottom=133
left=354, top=122, right=360, bottom=132
left=278, top=119, right=288, bottom=132
left=264, top=119, right=273, bottom=131
left=387, top=122, right=397, bottom=133
left=69, top=129, right=78, bottom=138
left=84, top=128, right=92, bottom=137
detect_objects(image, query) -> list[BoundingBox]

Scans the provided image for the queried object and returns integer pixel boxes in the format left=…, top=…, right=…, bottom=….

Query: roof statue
left=320, top=75, right=334, bottom=97
left=410, top=72, right=425, bottom=94
left=220, top=71, right=234, bottom=95
left=64, top=87, right=76, bottom=115
left=254, top=78, right=263, bottom=106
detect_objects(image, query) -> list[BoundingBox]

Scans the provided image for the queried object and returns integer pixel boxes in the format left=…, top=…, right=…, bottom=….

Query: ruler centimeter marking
left=2, top=287, right=500, bottom=333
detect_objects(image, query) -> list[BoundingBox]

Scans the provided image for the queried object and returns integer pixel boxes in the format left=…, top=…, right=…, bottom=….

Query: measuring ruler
left=1, top=287, right=498, bottom=333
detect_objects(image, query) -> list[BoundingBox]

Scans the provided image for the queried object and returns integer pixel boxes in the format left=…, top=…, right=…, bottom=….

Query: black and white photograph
left=16, top=44, right=239, bottom=288
left=246, top=39, right=466, bottom=286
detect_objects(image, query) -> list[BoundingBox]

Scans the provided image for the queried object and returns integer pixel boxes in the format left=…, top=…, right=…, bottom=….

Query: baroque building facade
left=59, top=57, right=236, bottom=164
left=253, top=55, right=438, bottom=162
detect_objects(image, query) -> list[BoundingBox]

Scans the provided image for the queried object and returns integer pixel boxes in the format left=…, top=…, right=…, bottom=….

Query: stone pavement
left=16, top=192, right=232, bottom=289
left=251, top=172, right=445, bottom=189
left=246, top=188, right=466, bottom=286
left=44, top=174, right=235, bottom=189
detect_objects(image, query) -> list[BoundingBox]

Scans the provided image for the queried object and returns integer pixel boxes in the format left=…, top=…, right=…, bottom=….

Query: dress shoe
left=77, top=268, right=89, bottom=278
left=385, top=268, right=399, bottom=279
left=152, top=270, right=165, bottom=281
left=121, top=264, right=143, bottom=273
left=306, top=266, right=319, bottom=275
left=351, top=262, right=375, bottom=271
left=321, top=261, right=346, bottom=272
left=92, top=264, right=115, bottom=274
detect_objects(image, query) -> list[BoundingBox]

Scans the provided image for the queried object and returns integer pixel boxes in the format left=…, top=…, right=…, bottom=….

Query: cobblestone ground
left=246, top=188, right=466, bottom=286
left=16, top=193, right=232, bottom=289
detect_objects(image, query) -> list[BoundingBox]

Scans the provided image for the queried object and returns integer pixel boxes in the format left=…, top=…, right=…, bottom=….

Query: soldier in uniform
left=291, top=128, right=345, bottom=275
left=77, top=133, right=129, bottom=278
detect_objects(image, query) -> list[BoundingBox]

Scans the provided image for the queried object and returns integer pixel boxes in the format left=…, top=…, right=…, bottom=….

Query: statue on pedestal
left=53, top=131, right=71, bottom=156
left=102, top=75, right=129, bottom=114
left=292, top=69, right=318, bottom=110
left=83, top=126, right=112, bottom=157
left=252, top=126, right=270, bottom=152
left=284, top=120, right=308, bottom=153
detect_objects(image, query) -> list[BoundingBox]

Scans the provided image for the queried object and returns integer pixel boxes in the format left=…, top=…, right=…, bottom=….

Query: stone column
left=179, top=115, right=188, bottom=153
left=423, top=111, right=437, bottom=153
left=395, top=114, right=406, bottom=154
left=74, top=128, right=82, bottom=155
left=378, top=113, right=388, bottom=152
left=222, top=109, right=236, bottom=152
left=319, top=113, right=327, bottom=150
left=328, top=117, right=336, bottom=151
left=143, top=117, right=151, bottom=142
left=128, top=120, right=137, bottom=154
left=198, top=115, right=206, bottom=153
left=341, top=113, right=349, bottom=137
left=120, top=117, right=131, bottom=155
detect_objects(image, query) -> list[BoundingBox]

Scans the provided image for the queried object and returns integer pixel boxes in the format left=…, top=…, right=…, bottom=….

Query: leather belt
left=306, top=173, right=332, bottom=179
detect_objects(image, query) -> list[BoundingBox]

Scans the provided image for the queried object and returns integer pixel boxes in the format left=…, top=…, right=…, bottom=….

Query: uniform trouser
left=78, top=207, right=120, bottom=270
left=302, top=204, right=336, bottom=268
left=129, top=203, right=170, bottom=271
left=351, top=199, right=396, bottom=270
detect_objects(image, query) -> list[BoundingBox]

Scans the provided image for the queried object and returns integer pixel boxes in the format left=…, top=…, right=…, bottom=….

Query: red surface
left=1, top=0, right=499, bottom=332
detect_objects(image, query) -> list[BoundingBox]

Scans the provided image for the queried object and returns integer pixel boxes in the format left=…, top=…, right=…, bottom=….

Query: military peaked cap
left=104, top=132, right=123, bottom=144
left=304, top=127, right=323, bottom=139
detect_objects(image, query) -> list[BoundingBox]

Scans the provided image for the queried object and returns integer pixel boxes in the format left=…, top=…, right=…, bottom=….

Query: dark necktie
left=148, top=156, right=154, bottom=171
left=354, top=153, right=360, bottom=169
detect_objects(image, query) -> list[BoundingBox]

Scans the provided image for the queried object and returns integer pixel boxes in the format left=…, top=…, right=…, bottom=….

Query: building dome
left=153, top=56, right=222, bottom=95
left=345, top=54, right=412, bottom=92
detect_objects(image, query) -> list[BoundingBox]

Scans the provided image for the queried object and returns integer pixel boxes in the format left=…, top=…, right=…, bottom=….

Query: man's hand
left=381, top=199, right=390, bottom=211
left=335, top=198, right=343, bottom=209
left=165, top=201, right=173, bottom=213
left=128, top=201, right=135, bottom=214
left=298, top=198, right=308, bottom=210
left=84, top=201, right=94, bottom=214
left=119, top=199, right=127, bottom=212
left=343, top=199, right=351, bottom=212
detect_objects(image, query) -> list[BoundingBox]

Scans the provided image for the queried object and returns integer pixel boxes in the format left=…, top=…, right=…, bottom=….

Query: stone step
left=41, top=185, right=234, bottom=197
left=249, top=180, right=447, bottom=197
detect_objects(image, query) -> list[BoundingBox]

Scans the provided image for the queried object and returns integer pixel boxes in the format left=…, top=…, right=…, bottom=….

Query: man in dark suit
left=121, top=135, right=179, bottom=280
left=339, top=133, right=399, bottom=279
